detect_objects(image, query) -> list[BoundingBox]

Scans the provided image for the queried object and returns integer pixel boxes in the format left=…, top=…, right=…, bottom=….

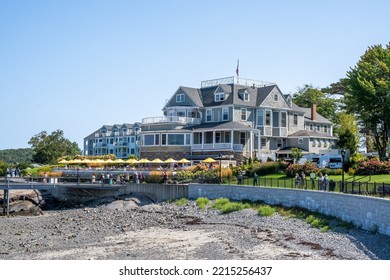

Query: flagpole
left=236, top=59, right=239, bottom=83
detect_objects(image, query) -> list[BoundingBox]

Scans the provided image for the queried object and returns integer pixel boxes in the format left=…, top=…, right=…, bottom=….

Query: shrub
left=176, top=198, right=188, bottom=206
left=285, top=161, right=319, bottom=177
left=212, top=198, right=230, bottom=209
left=252, top=162, right=285, bottom=176
left=258, top=205, right=276, bottom=216
left=220, top=202, right=250, bottom=214
left=355, top=159, right=390, bottom=175
left=196, top=197, right=210, bottom=209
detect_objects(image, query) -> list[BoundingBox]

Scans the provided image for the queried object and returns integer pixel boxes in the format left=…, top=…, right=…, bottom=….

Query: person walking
left=318, top=172, right=324, bottom=191
left=237, top=172, right=243, bottom=185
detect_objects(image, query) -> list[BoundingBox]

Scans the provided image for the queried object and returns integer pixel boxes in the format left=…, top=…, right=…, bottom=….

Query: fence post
left=358, top=182, right=361, bottom=195
left=284, top=178, right=286, bottom=188
left=271, top=178, right=273, bottom=188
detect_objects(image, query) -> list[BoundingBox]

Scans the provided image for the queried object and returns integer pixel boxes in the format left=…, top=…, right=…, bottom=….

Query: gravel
left=1, top=198, right=390, bottom=260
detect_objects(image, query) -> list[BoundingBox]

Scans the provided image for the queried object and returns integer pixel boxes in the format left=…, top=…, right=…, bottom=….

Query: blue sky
left=0, top=0, right=389, bottom=150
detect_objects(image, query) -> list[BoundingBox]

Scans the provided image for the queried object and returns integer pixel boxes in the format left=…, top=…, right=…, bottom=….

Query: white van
left=300, top=154, right=343, bottom=169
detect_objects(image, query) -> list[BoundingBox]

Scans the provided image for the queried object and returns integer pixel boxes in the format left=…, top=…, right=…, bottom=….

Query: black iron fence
left=229, top=176, right=390, bottom=198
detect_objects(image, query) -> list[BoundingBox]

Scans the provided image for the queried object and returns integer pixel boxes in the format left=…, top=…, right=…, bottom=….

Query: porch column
left=249, top=130, right=253, bottom=158
left=257, top=131, right=261, bottom=160
left=212, top=130, right=215, bottom=149
left=231, top=129, right=234, bottom=150
left=201, top=131, right=204, bottom=150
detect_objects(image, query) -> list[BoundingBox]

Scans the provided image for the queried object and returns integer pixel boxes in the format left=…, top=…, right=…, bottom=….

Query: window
left=241, top=108, right=247, bottom=121
left=324, top=125, right=328, bottom=133
left=176, top=94, right=185, bottom=103
left=155, top=134, right=160, bottom=145
left=265, top=110, right=271, bottom=126
left=224, top=131, right=231, bottom=143
left=274, top=94, right=279, bottom=101
left=281, top=112, right=287, bottom=127
left=222, top=107, right=229, bottom=121
left=206, top=109, right=212, bottom=122
left=205, top=132, right=213, bottom=143
left=161, top=134, right=167, bottom=145
left=298, top=138, right=304, bottom=144
left=130, top=148, right=135, bottom=154
left=168, top=134, right=184, bottom=145
left=293, top=114, right=298, bottom=126
left=257, top=110, right=263, bottom=126
left=243, top=92, right=249, bottom=101
left=273, top=111, right=279, bottom=127
left=186, top=134, right=191, bottom=145
left=240, top=132, right=246, bottom=145
left=310, top=124, right=313, bottom=130
left=215, top=132, right=221, bottom=143
left=215, top=92, right=225, bottom=102
left=130, top=137, right=135, bottom=143
left=312, top=140, right=316, bottom=147
left=317, top=124, right=321, bottom=131
left=144, top=135, right=154, bottom=146
left=261, top=138, right=267, bottom=148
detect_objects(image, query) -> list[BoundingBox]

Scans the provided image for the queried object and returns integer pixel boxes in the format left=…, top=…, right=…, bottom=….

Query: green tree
left=344, top=43, right=390, bottom=159
left=28, top=130, right=82, bottom=164
left=291, top=147, right=303, bottom=164
left=292, top=84, right=339, bottom=124
left=335, top=113, right=359, bottom=156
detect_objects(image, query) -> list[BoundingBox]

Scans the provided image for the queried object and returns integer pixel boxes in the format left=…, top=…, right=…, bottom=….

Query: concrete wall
left=188, top=183, right=390, bottom=236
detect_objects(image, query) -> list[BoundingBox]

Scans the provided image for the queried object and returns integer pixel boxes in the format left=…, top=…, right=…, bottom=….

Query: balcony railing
left=191, top=143, right=243, bottom=151
left=142, top=116, right=201, bottom=125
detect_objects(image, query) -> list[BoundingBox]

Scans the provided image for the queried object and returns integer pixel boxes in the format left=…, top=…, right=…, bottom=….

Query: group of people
left=6, top=167, right=21, bottom=177
left=296, top=171, right=330, bottom=191
left=92, top=172, right=145, bottom=185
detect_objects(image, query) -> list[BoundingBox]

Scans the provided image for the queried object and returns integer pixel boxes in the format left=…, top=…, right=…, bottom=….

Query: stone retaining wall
left=188, top=183, right=390, bottom=236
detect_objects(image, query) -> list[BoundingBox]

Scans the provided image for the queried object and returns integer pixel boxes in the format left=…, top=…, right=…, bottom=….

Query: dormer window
left=274, top=94, right=279, bottom=101
left=176, top=94, right=185, bottom=103
left=243, top=92, right=249, bottom=101
left=215, top=92, right=225, bottom=102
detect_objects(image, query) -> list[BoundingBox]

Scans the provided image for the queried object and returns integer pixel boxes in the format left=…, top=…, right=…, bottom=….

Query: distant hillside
left=0, top=148, right=34, bottom=164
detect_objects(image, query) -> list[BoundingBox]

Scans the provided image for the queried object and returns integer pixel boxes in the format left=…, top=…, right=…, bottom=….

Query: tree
left=28, top=130, right=82, bottom=164
left=335, top=113, right=359, bottom=156
left=292, top=84, right=339, bottom=124
left=344, top=43, right=390, bottom=159
left=291, top=147, right=303, bottom=164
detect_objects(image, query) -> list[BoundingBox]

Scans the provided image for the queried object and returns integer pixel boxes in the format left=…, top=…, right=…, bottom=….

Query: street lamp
left=219, top=154, right=223, bottom=184
left=341, top=149, right=346, bottom=193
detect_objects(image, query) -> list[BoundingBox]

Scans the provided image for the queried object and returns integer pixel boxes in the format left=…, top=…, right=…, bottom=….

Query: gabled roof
left=180, top=86, right=203, bottom=107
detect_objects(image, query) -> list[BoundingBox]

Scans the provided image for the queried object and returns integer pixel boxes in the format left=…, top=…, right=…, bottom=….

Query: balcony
left=142, top=116, right=201, bottom=125
left=192, top=143, right=243, bottom=151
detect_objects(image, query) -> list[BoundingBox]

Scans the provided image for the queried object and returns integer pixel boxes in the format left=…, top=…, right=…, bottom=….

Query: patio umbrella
left=202, top=157, right=217, bottom=163
left=138, top=158, right=151, bottom=164
left=104, top=159, right=115, bottom=165
left=58, top=159, right=68, bottom=164
left=178, top=158, right=190, bottom=164
left=113, top=159, right=125, bottom=164
left=164, top=158, right=177, bottom=164
left=68, top=159, right=82, bottom=164
left=126, top=158, right=139, bottom=164
left=151, top=158, right=164, bottom=164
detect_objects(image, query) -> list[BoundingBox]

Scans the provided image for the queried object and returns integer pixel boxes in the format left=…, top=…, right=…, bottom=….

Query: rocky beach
left=1, top=190, right=390, bottom=260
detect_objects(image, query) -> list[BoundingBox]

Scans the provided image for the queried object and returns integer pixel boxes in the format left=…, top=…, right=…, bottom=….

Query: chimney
left=311, top=104, right=317, bottom=121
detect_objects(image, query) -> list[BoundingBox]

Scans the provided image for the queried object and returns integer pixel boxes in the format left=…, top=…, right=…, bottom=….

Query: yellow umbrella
left=202, top=157, right=217, bottom=163
left=58, top=159, right=68, bottom=164
left=81, top=159, right=92, bottom=164
left=138, top=158, right=151, bottom=164
left=104, top=159, right=115, bottom=165
left=164, top=158, right=177, bottom=164
left=126, top=158, right=139, bottom=164
left=151, top=158, right=164, bottom=164
left=114, top=159, right=125, bottom=164
left=178, top=158, right=190, bottom=164
left=68, top=159, right=82, bottom=164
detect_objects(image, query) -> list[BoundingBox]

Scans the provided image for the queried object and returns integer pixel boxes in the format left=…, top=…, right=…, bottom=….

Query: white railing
left=142, top=116, right=201, bottom=125
left=192, top=143, right=237, bottom=151
left=201, top=76, right=275, bottom=88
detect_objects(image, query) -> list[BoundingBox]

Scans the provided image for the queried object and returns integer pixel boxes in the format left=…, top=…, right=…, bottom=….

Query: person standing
left=295, top=173, right=300, bottom=188
left=318, top=172, right=324, bottom=191
left=237, top=172, right=243, bottom=185
left=324, top=174, right=329, bottom=191
left=310, top=171, right=316, bottom=189
left=253, top=172, right=258, bottom=186
left=300, top=171, right=306, bottom=189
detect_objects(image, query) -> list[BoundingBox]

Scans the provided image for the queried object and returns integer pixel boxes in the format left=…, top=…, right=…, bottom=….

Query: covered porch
left=190, top=122, right=262, bottom=159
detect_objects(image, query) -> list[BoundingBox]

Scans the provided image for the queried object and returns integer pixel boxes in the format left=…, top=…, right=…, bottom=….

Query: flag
left=236, top=59, right=239, bottom=77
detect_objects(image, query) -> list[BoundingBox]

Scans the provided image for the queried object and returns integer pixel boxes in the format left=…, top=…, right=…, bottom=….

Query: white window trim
left=206, top=109, right=213, bottom=122
left=222, top=107, right=229, bottom=121
left=176, top=94, right=185, bottom=103
left=241, top=108, right=247, bottom=121
left=214, top=92, right=225, bottom=102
